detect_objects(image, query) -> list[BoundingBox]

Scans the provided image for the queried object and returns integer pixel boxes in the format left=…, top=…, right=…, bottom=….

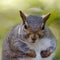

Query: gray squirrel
left=2, top=11, right=56, bottom=60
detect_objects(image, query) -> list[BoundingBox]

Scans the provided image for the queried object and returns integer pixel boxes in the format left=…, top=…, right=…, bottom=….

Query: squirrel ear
left=42, top=13, right=51, bottom=23
left=19, top=11, right=26, bottom=24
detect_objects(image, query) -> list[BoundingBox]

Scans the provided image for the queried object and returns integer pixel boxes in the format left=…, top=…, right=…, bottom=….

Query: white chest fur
left=18, top=38, right=55, bottom=60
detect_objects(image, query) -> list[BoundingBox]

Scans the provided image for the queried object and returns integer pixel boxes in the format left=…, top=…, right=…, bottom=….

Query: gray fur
left=2, top=15, right=56, bottom=60
left=27, top=15, right=42, bottom=31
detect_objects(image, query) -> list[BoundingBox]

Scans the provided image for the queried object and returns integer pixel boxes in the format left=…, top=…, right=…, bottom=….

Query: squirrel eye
left=24, top=25, right=28, bottom=29
left=41, top=23, right=45, bottom=30
left=41, top=26, right=45, bottom=30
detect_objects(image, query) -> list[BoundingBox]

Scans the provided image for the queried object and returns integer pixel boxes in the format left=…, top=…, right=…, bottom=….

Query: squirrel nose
left=31, top=37, right=36, bottom=43
left=32, top=37, right=36, bottom=40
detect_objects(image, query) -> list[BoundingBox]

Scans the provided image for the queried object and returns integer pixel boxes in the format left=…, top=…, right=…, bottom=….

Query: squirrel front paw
left=40, top=50, right=51, bottom=58
left=26, top=49, right=36, bottom=58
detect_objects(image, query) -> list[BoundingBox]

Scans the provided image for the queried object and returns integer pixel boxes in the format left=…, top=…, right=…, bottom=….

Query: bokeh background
left=0, top=0, right=60, bottom=60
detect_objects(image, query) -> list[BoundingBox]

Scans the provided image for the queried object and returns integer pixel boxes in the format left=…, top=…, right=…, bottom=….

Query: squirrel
left=2, top=11, right=56, bottom=60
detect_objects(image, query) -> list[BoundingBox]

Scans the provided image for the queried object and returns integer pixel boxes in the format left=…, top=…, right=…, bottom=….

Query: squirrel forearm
left=47, top=39, right=56, bottom=53
left=49, top=40, right=56, bottom=53
left=40, top=39, right=56, bottom=58
left=10, top=39, right=29, bottom=53
left=9, top=39, right=36, bottom=57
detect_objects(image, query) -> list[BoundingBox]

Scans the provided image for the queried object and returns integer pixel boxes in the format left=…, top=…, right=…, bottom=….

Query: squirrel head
left=19, top=11, right=51, bottom=43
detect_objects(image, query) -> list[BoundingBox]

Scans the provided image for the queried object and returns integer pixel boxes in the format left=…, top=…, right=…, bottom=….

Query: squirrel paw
left=26, top=49, right=36, bottom=58
left=40, top=50, right=51, bottom=58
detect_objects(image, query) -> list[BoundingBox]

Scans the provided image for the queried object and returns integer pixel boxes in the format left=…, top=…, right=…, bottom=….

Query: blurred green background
left=0, top=0, right=60, bottom=60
